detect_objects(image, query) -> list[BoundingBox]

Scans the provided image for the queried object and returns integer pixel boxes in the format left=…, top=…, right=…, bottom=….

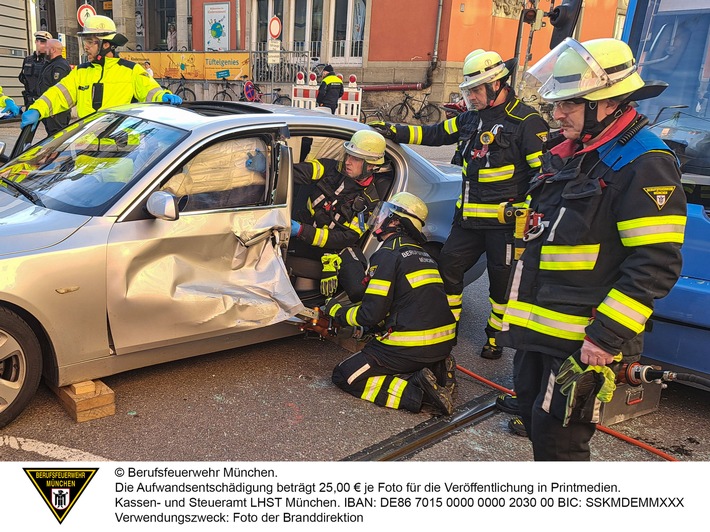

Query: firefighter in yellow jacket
left=21, top=15, right=181, bottom=129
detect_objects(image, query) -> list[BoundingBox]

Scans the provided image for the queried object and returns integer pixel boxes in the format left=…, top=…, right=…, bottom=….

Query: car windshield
left=0, top=112, right=186, bottom=216
left=650, top=110, right=710, bottom=178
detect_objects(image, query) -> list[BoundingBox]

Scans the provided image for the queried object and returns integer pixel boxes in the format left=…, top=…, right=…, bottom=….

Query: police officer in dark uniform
left=326, top=192, right=458, bottom=415
left=315, top=64, right=344, bottom=114
left=38, top=39, right=71, bottom=135
left=371, top=49, right=549, bottom=359
left=19, top=30, right=51, bottom=109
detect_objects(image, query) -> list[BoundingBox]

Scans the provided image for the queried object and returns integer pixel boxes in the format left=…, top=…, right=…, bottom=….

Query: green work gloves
left=320, top=253, right=342, bottom=297
left=555, top=352, right=621, bottom=427
left=368, top=121, right=398, bottom=140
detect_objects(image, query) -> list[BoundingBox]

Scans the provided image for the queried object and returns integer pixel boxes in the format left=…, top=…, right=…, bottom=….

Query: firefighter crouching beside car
left=496, top=37, right=687, bottom=461
left=325, top=192, right=458, bottom=415
left=290, top=130, right=387, bottom=301
left=21, top=15, right=181, bottom=130
left=371, top=49, right=549, bottom=359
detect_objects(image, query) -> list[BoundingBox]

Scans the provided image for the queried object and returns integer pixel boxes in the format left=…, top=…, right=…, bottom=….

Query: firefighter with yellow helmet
left=326, top=192, right=458, bottom=415
left=21, top=15, right=181, bottom=129
left=496, top=38, right=686, bottom=460
left=371, top=49, right=549, bottom=360
left=289, top=129, right=389, bottom=301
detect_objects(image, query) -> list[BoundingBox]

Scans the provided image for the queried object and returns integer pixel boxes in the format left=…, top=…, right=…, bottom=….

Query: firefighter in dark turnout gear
left=371, top=49, right=549, bottom=359
left=498, top=38, right=686, bottom=460
left=38, top=39, right=72, bottom=135
left=18, top=30, right=51, bottom=109
left=327, top=192, right=458, bottom=415
left=290, top=130, right=386, bottom=299
left=21, top=16, right=180, bottom=130
left=316, top=64, right=344, bottom=114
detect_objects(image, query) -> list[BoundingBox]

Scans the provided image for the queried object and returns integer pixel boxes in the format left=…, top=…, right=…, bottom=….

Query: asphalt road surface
left=0, top=119, right=709, bottom=464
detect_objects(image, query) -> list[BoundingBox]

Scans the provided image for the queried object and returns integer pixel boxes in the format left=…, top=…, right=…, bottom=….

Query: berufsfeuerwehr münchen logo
left=24, top=468, right=98, bottom=524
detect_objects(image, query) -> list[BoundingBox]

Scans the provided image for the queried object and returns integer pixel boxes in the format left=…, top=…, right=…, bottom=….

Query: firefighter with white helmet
left=289, top=130, right=389, bottom=300
left=371, top=48, right=549, bottom=360
left=326, top=191, right=458, bottom=415
left=21, top=15, right=181, bottom=130
left=497, top=38, right=686, bottom=460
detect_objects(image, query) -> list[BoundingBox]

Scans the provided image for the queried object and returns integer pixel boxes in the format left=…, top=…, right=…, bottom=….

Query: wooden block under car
left=50, top=379, right=116, bottom=422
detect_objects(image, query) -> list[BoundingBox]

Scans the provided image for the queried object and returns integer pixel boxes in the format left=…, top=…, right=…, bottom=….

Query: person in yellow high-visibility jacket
left=21, top=15, right=181, bottom=129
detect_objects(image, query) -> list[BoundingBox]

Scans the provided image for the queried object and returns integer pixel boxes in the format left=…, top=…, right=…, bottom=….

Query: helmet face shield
left=525, top=38, right=612, bottom=102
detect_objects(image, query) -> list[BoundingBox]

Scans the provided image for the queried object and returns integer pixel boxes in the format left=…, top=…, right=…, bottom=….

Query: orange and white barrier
left=292, top=72, right=362, bottom=121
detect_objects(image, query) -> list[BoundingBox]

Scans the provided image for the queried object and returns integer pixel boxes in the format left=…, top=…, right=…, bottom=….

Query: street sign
left=216, top=70, right=230, bottom=79
left=267, top=39, right=280, bottom=65
left=77, top=4, right=97, bottom=27
left=268, top=16, right=282, bottom=40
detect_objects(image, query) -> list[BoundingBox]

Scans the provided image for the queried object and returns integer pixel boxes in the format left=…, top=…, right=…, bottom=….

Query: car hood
left=0, top=193, right=90, bottom=257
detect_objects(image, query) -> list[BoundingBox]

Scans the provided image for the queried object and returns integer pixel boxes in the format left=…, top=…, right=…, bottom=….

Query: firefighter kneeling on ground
left=21, top=15, right=181, bottom=130
left=495, top=37, right=686, bottom=460
left=325, top=192, right=458, bottom=415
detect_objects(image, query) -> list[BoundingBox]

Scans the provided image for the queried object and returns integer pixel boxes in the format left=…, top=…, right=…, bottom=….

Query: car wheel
left=0, top=307, right=43, bottom=428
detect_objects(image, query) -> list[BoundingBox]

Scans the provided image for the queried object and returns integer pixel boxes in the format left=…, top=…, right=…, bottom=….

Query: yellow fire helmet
left=525, top=37, right=661, bottom=102
left=343, top=130, right=386, bottom=165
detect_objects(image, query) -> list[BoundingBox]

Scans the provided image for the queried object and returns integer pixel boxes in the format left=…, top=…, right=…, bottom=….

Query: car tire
left=0, top=307, right=43, bottom=429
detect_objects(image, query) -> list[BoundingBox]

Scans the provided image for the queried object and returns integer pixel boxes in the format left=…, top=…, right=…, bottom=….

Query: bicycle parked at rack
left=160, top=74, right=196, bottom=101
left=213, top=76, right=248, bottom=101
left=389, top=92, right=441, bottom=125
left=242, top=80, right=292, bottom=106
left=360, top=103, right=391, bottom=123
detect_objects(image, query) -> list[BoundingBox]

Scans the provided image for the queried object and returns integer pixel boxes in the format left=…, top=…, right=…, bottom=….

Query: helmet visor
left=524, top=38, right=611, bottom=102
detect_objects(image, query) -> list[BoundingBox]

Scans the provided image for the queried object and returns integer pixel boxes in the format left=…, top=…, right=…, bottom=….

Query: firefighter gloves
left=320, top=253, right=342, bottom=296
left=368, top=121, right=397, bottom=140
left=555, top=352, right=618, bottom=427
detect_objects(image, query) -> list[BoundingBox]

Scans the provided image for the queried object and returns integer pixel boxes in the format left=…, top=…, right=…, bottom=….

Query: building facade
left=24, top=0, right=629, bottom=104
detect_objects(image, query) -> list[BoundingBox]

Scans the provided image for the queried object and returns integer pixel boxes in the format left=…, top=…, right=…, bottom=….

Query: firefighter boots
left=480, top=338, right=503, bottom=359
left=495, top=393, right=520, bottom=414
left=411, top=368, right=454, bottom=415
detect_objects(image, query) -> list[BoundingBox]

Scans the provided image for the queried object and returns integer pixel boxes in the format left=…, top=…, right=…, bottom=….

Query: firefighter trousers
left=438, top=224, right=512, bottom=338
left=332, top=350, right=449, bottom=412
left=513, top=349, right=597, bottom=461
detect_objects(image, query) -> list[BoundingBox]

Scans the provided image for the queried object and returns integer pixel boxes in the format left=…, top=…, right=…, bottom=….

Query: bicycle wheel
left=418, top=103, right=442, bottom=125
left=274, top=95, right=292, bottom=106
left=213, top=90, right=232, bottom=101
left=177, top=87, right=196, bottom=101
left=388, top=103, right=409, bottom=123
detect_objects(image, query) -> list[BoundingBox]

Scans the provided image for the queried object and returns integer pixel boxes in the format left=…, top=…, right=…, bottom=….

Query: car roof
left=105, top=101, right=366, bottom=135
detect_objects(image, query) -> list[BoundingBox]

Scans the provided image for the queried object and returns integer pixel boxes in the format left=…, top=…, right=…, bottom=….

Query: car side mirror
left=147, top=190, right=179, bottom=221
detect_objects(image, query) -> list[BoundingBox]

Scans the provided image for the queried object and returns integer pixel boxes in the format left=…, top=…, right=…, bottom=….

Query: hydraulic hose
left=455, top=363, right=681, bottom=461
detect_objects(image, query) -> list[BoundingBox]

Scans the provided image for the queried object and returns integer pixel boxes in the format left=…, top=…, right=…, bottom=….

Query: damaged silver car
left=0, top=102, right=480, bottom=427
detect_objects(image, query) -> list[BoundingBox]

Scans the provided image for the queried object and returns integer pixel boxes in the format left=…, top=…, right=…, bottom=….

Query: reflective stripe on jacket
left=498, top=118, right=686, bottom=359
left=334, top=235, right=456, bottom=364
left=392, top=90, right=549, bottom=229
left=30, top=57, right=168, bottom=119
